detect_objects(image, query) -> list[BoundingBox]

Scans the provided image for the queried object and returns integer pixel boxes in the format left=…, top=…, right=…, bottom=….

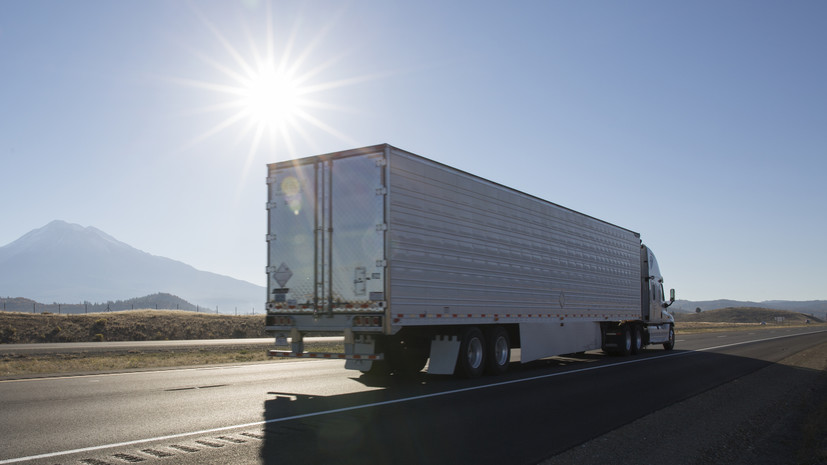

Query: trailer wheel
left=618, top=325, right=633, bottom=356
left=663, top=325, right=675, bottom=351
left=457, top=327, right=486, bottom=378
left=485, top=326, right=510, bottom=375
left=630, top=325, right=643, bottom=355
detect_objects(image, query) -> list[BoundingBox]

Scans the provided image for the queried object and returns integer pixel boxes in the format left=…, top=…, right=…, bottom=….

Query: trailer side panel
left=386, top=147, right=641, bottom=326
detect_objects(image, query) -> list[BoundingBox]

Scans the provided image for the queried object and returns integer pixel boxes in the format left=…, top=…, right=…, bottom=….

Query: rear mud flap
left=427, top=335, right=460, bottom=375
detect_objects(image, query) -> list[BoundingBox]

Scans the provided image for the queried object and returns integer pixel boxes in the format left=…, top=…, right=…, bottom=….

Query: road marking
left=2, top=328, right=825, bottom=464
left=693, top=329, right=826, bottom=352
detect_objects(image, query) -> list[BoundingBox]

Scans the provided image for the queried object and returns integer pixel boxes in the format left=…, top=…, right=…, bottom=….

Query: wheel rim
left=467, top=337, right=484, bottom=369
left=493, top=335, right=509, bottom=366
left=624, top=329, right=632, bottom=351
left=634, top=328, right=642, bottom=350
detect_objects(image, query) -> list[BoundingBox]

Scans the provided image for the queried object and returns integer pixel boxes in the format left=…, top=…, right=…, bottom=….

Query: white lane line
left=694, top=329, right=827, bottom=352
left=2, top=328, right=825, bottom=464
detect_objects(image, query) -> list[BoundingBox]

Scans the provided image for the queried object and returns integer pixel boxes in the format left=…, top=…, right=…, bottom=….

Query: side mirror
left=670, top=289, right=676, bottom=303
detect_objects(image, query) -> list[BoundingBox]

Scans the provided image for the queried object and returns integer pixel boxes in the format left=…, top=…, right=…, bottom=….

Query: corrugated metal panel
left=386, top=146, right=640, bottom=321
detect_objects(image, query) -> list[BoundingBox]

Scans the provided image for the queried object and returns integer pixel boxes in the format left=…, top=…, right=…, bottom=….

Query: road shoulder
left=541, top=341, right=827, bottom=465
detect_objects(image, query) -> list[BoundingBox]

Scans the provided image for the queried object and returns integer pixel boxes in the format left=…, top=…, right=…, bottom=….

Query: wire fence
left=0, top=298, right=260, bottom=315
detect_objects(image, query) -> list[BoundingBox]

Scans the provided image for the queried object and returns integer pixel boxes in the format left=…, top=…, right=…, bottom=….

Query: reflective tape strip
left=392, top=313, right=637, bottom=320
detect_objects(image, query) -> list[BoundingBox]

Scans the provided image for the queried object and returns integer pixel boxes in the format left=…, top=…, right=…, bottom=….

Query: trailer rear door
left=267, top=151, right=387, bottom=314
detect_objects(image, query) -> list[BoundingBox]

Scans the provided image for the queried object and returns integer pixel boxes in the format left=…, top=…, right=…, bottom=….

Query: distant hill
left=674, top=307, right=824, bottom=324
left=0, top=221, right=265, bottom=312
left=671, top=299, right=827, bottom=319
left=0, top=293, right=213, bottom=314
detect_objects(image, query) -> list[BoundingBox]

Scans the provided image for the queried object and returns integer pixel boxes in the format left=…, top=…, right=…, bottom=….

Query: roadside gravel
left=540, top=341, right=827, bottom=465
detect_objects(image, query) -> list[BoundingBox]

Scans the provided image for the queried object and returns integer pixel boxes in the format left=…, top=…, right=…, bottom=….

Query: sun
left=242, top=63, right=303, bottom=130
left=171, top=3, right=373, bottom=169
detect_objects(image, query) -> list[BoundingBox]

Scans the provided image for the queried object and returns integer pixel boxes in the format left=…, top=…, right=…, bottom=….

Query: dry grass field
left=674, top=307, right=824, bottom=333
left=0, top=310, right=273, bottom=376
left=1, top=307, right=823, bottom=377
left=0, top=309, right=267, bottom=343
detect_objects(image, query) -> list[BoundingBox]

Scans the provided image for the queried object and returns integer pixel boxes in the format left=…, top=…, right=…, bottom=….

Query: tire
left=485, top=326, right=510, bottom=376
left=663, top=325, right=675, bottom=351
left=630, top=325, right=643, bottom=355
left=457, top=327, right=486, bottom=378
left=618, top=325, right=632, bottom=356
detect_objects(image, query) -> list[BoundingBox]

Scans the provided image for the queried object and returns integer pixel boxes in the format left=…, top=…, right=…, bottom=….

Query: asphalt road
left=1, top=327, right=825, bottom=465
left=0, top=337, right=341, bottom=354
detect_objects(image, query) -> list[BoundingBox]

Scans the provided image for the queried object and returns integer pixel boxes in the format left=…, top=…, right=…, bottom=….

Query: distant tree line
left=0, top=293, right=203, bottom=314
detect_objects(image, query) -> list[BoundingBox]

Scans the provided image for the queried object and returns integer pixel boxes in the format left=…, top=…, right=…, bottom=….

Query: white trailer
left=265, top=144, right=675, bottom=378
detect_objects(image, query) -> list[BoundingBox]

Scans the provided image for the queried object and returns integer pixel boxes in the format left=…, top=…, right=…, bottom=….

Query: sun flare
left=173, top=3, right=375, bottom=169
left=242, top=64, right=303, bottom=130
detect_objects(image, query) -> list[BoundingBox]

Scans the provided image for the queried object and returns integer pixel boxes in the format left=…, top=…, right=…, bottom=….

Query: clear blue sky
left=1, top=1, right=825, bottom=302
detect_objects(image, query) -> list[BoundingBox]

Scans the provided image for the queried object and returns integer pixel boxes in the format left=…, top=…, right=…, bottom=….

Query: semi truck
left=265, top=144, right=675, bottom=378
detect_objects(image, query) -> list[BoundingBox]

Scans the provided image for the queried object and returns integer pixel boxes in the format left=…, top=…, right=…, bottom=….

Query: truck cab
left=642, top=245, right=674, bottom=324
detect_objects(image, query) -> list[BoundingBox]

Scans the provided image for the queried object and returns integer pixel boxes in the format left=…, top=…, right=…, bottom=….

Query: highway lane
left=1, top=327, right=825, bottom=465
left=0, top=337, right=341, bottom=354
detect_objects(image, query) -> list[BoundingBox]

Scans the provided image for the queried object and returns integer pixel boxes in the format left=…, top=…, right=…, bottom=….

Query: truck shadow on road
left=256, top=346, right=827, bottom=465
